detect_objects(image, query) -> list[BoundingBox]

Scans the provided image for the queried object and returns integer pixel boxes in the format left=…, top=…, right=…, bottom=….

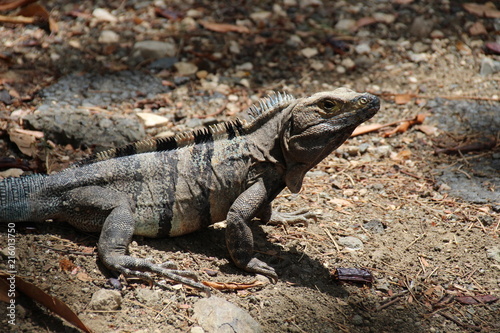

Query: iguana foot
left=244, top=258, right=278, bottom=283
left=266, top=208, right=317, bottom=226
left=102, top=254, right=210, bottom=295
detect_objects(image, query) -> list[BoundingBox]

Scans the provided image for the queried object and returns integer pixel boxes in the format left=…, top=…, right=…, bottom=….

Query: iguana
left=0, top=88, right=380, bottom=293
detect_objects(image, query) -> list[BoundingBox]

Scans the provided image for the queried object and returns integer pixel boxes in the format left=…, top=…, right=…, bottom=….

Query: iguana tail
left=0, top=174, right=48, bottom=222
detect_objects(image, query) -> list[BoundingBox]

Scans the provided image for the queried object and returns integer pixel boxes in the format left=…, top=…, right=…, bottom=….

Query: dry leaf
left=59, top=258, right=76, bottom=272
left=201, top=280, right=264, bottom=291
left=0, top=0, right=37, bottom=11
left=330, top=198, right=353, bottom=207
left=0, top=271, right=93, bottom=333
left=394, top=93, right=413, bottom=104
left=352, top=16, right=377, bottom=31
left=393, top=0, right=414, bottom=4
left=18, top=3, right=58, bottom=33
left=463, top=3, right=500, bottom=18
left=8, top=128, right=43, bottom=157
left=469, top=21, right=487, bottom=35
left=199, top=20, right=250, bottom=34
left=382, top=113, right=426, bottom=137
left=351, top=123, right=382, bottom=137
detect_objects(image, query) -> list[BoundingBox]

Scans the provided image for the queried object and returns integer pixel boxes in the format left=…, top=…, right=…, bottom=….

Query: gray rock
left=25, top=107, right=145, bottom=150
left=88, top=289, right=122, bottom=310
left=136, top=288, right=162, bottom=306
left=132, top=40, right=177, bottom=61
left=480, top=57, right=500, bottom=76
left=486, top=246, right=500, bottom=263
left=363, top=220, right=385, bottom=234
left=193, top=296, right=262, bottom=333
left=352, top=314, right=364, bottom=326
left=338, top=236, right=364, bottom=251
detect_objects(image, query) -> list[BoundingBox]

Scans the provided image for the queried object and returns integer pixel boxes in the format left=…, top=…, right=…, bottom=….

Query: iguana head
left=282, top=88, right=380, bottom=192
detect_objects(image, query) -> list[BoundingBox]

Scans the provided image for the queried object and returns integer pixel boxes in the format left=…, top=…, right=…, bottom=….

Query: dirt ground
left=0, top=1, right=499, bottom=332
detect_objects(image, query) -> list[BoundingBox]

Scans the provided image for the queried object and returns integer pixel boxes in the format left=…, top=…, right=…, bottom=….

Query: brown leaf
left=8, top=128, right=43, bottom=157
left=0, top=271, right=93, bottom=333
left=485, top=42, right=500, bottom=54
left=469, top=21, right=487, bottom=35
left=382, top=113, right=426, bottom=137
left=59, top=258, right=76, bottom=272
left=351, top=123, right=383, bottom=137
left=463, top=3, right=500, bottom=18
left=199, top=20, right=250, bottom=34
left=0, top=0, right=37, bottom=11
left=17, top=3, right=58, bottom=32
left=455, top=294, right=499, bottom=305
left=394, top=93, right=413, bottom=104
left=201, top=280, right=264, bottom=291
left=392, top=0, right=414, bottom=4
left=352, top=16, right=377, bottom=31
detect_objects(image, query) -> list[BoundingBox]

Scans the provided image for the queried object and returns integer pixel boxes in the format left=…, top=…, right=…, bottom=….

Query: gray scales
left=0, top=88, right=380, bottom=293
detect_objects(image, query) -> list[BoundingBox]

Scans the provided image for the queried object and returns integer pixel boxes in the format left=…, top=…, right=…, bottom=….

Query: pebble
left=363, top=220, right=385, bottom=234
left=136, top=112, right=170, bottom=127
left=136, top=288, right=162, bottom=306
left=174, top=62, right=198, bottom=76
left=88, top=289, right=122, bottom=310
left=287, top=35, right=303, bottom=47
left=410, top=16, right=433, bottom=37
left=486, top=246, right=500, bottom=263
left=132, top=40, right=177, bottom=61
left=301, top=47, right=318, bottom=58
left=149, top=57, right=177, bottom=70
left=341, top=58, right=355, bottom=70
left=190, top=327, right=205, bottom=333
left=352, top=314, right=364, bottom=326
left=98, top=30, right=119, bottom=44
left=338, top=236, right=364, bottom=251
left=335, top=19, right=356, bottom=31
left=355, top=43, right=371, bottom=54
left=92, top=8, right=118, bottom=22
left=480, top=57, right=500, bottom=76
left=250, top=11, right=272, bottom=24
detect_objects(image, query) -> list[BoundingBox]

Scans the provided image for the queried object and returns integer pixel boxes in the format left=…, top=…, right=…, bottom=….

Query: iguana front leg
left=225, top=180, right=279, bottom=282
left=63, top=186, right=210, bottom=294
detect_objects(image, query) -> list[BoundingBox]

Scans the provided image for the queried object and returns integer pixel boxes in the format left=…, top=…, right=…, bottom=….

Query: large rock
left=193, top=296, right=262, bottom=333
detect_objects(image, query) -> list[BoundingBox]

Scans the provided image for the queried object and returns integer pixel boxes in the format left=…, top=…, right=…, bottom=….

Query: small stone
left=190, top=327, right=205, bottom=333
left=358, top=143, right=370, bottom=154
left=363, top=220, right=385, bottom=234
left=412, top=41, right=429, bottom=53
left=149, top=57, right=177, bottom=70
left=408, top=52, right=429, bottom=63
left=136, top=288, right=162, bottom=305
left=196, top=70, right=208, bottom=79
left=229, top=40, right=241, bottom=54
left=181, top=17, right=198, bottom=31
left=373, top=12, right=396, bottom=24
left=301, top=47, right=318, bottom=58
left=352, top=314, right=364, bottom=326
left=287, top=35, right=303, bottom=47
left=335, top=19, right=356, bottom=31
left=310, top=60, right=324, bottom=71
left=88, top=289, right=122, bottom=310
left=250, top=11, right=272, bottom=24
left=355, top=43, right=371, bottom=54
left=430, top=30, right=445, bottom=38
left=185, top=118, right=203, bottom=128
left=486, top=247, right=500, bottom=263
left=236, top=62, right=253, bottom=71
left=133, top=40, right=177, bottom=60
left=136, top=112, right=170, bottom=127
left=480, top=57, right=500, bottom=76
left=186, top=9, right=203, bottom=18
left=92, top=8, right=117, bottom=22
left=174, top=62, right=198, bottom=76
left=341, top=58, right=355, bottom=70
left=410, top=16, right=433, bottom=37
left=98, top=30, right=119, bottom=44
left=338, top=236, right=364, bottom=251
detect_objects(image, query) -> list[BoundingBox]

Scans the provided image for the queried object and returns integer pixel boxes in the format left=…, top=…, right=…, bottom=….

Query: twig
left=439, top=312, right=482, bottom=331
left=323, top=228, right=340, bottom=252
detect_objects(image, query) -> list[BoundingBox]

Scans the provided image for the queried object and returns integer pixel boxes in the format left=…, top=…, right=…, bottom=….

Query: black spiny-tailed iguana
left=0, top=88, right=380, bottom=293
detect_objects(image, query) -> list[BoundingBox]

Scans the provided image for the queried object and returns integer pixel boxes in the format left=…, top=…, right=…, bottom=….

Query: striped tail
left=0, top=174, right=48, bottom=222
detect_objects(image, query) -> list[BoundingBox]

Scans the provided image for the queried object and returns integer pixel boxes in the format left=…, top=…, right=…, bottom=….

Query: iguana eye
left=359, top=97, right=368, bottom=104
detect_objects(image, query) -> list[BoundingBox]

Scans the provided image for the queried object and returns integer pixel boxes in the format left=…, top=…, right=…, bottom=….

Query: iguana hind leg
left=63, top=186, right=210, bottom=294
